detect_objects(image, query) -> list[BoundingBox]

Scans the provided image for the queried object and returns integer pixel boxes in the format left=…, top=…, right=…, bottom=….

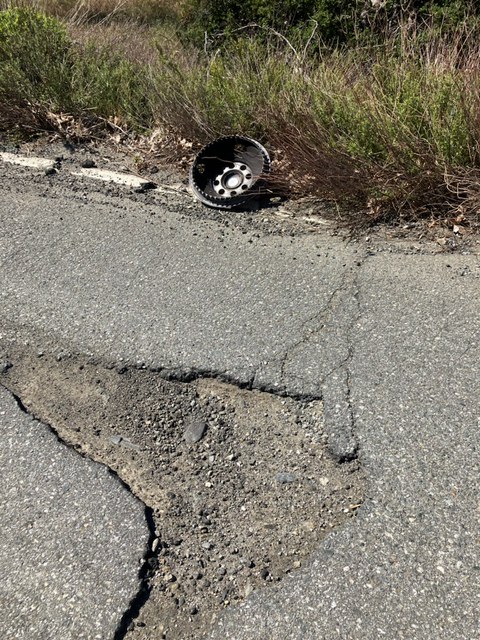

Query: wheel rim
left=189, top=136, right=271, bottom=209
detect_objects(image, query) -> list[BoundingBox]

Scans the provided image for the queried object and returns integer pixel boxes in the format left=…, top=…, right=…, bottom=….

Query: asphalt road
left=1, top=157, right=479, bottom=639
left=0, top=386, right=147, bottom=639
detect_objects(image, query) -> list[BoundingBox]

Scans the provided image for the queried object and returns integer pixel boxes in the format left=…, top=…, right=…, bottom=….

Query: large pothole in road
left=0, top=345, right=365, bottom=640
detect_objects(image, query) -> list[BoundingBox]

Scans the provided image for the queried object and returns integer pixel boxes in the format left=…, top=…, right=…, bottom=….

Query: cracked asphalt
left=0, top=386, right=148, bottom=640
left=1, top=156, right=480, bottom=639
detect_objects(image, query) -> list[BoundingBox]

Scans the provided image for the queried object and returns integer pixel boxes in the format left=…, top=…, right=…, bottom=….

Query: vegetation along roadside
left=1, top=0, right=480, bottom=228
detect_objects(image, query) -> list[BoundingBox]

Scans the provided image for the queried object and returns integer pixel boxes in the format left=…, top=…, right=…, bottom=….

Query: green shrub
left=0, top=7, right=154, bottom=131
left=181, top=0, right=358, bottom=46
left=0, top=8, right=72, bottom=106
left=181, top=0, right=480, bottom=46
left=71, top=45, right=154, bottom=128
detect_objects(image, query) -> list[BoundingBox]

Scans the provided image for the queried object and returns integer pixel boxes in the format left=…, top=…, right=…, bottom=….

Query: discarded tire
left=189, top=136, right=271, bottom=209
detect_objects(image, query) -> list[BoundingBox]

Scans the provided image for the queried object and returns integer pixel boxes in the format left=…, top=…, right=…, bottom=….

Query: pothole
left=0, top=345, right=365, bottom=640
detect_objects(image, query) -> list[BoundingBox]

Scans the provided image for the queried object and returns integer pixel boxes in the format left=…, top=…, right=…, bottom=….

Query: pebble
left=302, top=520, right=316, bottom=532
left=134, top=181, right=157, bottom=193
left=0, top=360, right=12, bottom=374
left=184, top=418, right=207, bottom=444
left=276, top=471, right=297, bottom=484
left=81, top=159, right=97, bottom=168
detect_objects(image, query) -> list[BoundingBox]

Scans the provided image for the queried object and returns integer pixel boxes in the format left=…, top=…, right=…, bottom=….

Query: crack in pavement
left=253, top=250, right=370, bottom=462
left=207, top=249, right=480, bottom=640
left=0, top=383, right=149, bottom=640
left=1, top=381, right=157, bottom=640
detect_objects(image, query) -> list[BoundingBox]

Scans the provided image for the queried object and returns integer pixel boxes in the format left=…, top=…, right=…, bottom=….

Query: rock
left=141, top=181, right=157, bottom=190
left=0, top=361, right=12, bottom=374
left=134, top=181, right=157, bottom=193
left=81, top=159, right=96, bottom=168
left=44, top=167, right=57, bottom=176
left=301, top=520, right=316, bottom=532
left=184, top=418, right=207, bottom=444
left=276, top=471, right=296, bottom=484
left=109, top=434, right=140, bottom=451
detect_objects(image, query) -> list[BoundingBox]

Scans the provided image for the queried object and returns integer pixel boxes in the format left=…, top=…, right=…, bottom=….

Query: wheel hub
left=213, top=163, right=254, bottom=197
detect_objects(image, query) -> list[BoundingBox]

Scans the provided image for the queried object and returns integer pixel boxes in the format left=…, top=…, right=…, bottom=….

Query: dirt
left=0, top=343, right=365, bottom=640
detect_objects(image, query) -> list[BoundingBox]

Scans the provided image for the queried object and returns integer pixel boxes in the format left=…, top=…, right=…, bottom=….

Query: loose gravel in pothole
left=0, top=344, right=365, bottom=640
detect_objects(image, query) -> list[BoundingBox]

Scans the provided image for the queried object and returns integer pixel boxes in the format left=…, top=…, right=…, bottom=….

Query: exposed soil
left=0, top=342, right=365, bottom=640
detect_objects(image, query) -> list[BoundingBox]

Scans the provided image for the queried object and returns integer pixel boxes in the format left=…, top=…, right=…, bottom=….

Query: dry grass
left=145, top=25, right=480, bottom=222
left=1, top=0, right=181, bottom=23
left=69, top=21, right=158, bottom=64
left=3, top=4, right=480, bottom=224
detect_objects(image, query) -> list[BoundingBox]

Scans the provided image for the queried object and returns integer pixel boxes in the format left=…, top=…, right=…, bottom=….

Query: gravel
left=0, top=343, right=365, bottom=640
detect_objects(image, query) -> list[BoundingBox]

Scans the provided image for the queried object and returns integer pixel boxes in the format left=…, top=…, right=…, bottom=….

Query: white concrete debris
left=71, top=168, right=153, bottom=188
left=0, top=153, right=56, bottom=170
